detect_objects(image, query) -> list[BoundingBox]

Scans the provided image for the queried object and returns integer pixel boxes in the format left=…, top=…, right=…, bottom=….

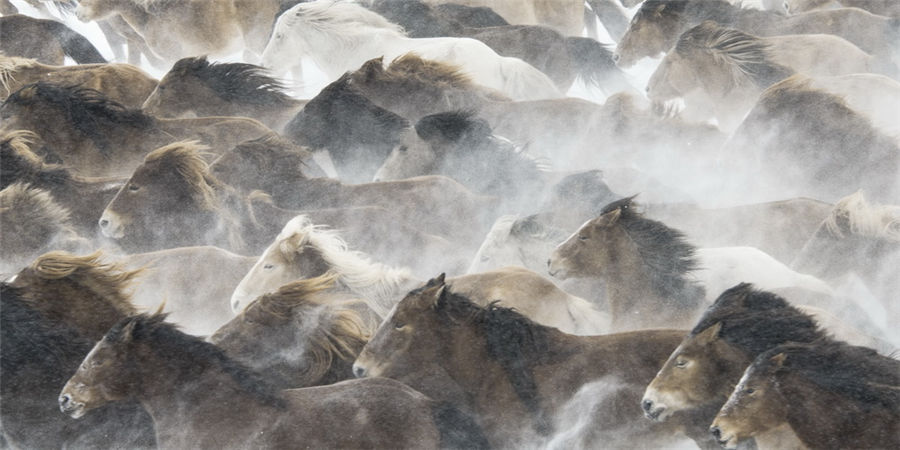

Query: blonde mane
left=276, top=215, right=415, bottom=317
left=825, top=191, right=900, bottom=242
left=143, top=140, right=220, bottom=210
left=27, top=251, right=140, bottom=315
left=0, top=53, right=37, bottom=96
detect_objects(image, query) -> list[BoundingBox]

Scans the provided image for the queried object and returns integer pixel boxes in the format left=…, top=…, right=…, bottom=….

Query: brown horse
left=209, top=134, right=497, bottom=244
left=422, top=0, right=586, bottom=36
left=711, top=341, right=900, bottom=449
left=142, top=57, right=307, bottom=132
left=60, top=313, right=490, bottom=449
left=1, top=130, right=124, bottom=233
left=211, top=273, right=371, bottom=389
left=1, top=83, right=274, bottom=177
left=785, top=0, right=900, bottom=17
left=0, top=14, right=105, bottom=65
left=1, top=251, right=155, bottom=448
left=0, top=54, right=157, bottom=107
left=641, top=283, right=835, bottom=449
left=353, top=275, right=718, bottom=448
left=0, top=183, right=89, bottom=272
left=614, top=0, right=899, bottom=68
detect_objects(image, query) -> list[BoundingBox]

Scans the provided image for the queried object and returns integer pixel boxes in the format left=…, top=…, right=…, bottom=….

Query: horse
left=142, top=57, right=307, bottom=133
left=1, top=130, right=125, bottom=234
left=1, top=83, right=274, bottom=177
left=724, top=75, right=900, bottom=202
left=468, top=214, right=571, bottom=275
left=0, top=14, right=105, bottom=65
left=784, top=0, right=900, bottom=17
left=59, top=313, right=491, bottom=449
left=210, top=134, right=498, bottom=243
left=104, top=246, right=258, bottom=336
left=711, top=341, right=900, bottom=449
left=230, top=215, right=610, bottom=335
left=0, top=54, right=157, bottom=107
left=0, top=183, right=89, bottom=273
left=640, top=283, right=885, bottom=449
left=368, top=0, right=628, bottom=92
left=261, top=1, right=562, bottom=101
left=421, top=0, right=588, bottom=37
left=73, top=0, right=301, bottom=63
left=211, top=273, right=371, bottom=389
left=614, top=0, right=900, bottom=68
left=548, top=196, right=835, bottom=330
left=1, top=251, right=155, bottom=449
left=352, top=275, right=719, bottom=448
left=792, top=191, right=900, bottom=323
left=647, top=21, right=886, bottom=131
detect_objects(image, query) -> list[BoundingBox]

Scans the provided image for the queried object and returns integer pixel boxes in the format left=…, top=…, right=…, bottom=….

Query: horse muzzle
left=58, top=393, right=87, bottom=419
left=98, top=210, right=125, bottom=239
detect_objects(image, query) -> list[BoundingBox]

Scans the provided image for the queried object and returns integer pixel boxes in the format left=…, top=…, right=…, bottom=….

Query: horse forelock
left=825, top=191, right=900, bottom=242
left=143, top=141, right=219, bottom=210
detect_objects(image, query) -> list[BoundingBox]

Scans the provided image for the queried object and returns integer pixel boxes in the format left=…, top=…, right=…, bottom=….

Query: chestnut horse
left=712, top=341, right=900, bottom=449
left=353, top=275, right=718, bottom=448
left=60, top=313, right=490, bottom=449
left=1, top=251, right=154, bottom=449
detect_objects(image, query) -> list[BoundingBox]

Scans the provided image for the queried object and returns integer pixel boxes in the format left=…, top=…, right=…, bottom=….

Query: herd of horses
left=2, top=0, right=899, bottom=448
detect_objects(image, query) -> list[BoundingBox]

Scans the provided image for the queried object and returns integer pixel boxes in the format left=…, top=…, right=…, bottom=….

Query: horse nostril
left=641, top=399, right=653, bottom=412
left=710, top=426, right=721, bottom=440
left=352, top=364, right=367, bottom=378
left=99, top=219, right=109, bottom=228
left=612, top=53, right=620, bottom=62
left=59, top=394, right=71, bottom=407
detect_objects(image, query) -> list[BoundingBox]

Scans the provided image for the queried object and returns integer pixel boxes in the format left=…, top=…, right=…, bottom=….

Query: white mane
left=825, top=191, right=900, bottom=242
left=277, top=215, right=415, bottom=316
left=280, top=1, right=406, bottom=38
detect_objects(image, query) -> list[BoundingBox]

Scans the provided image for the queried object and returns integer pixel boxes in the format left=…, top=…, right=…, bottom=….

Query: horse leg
left=97, top=20, right=127, bottom=62
left=587, top=0, right=629, bottom=42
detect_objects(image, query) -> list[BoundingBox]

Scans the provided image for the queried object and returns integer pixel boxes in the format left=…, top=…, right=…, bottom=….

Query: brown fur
left=0, top=183, right=85, bottom=269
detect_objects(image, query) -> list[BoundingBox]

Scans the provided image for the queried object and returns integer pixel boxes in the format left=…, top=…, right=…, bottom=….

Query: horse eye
left=745, top=388, right=756, bottom=395
left=675, top=359, right=687, bottom=368
left=398, top=145, right=408, bottom=153
left=394, top=322, right=406, bottom=330
left=578, top=235, right=588, bottom=241
left=128, top=184, right=139, bottom=191
left=263, top=264, right=274, bottom=270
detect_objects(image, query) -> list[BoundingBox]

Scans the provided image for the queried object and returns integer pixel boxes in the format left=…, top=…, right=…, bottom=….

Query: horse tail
left=430, top=401, right=491, bottom=450
left=50, top=22, right=106, bottom=64
left=564, top=36, right=631, bottom=94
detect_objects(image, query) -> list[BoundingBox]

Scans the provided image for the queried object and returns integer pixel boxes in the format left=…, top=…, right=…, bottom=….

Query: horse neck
left=601, top=228, right=664, bottom=319
left=304, top=28, right=404, bottom=79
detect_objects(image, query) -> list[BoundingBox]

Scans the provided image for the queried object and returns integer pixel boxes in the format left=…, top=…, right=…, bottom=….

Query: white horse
left=231, top=215, right=610, bottom=335
left=260, top=1, right=562, bottom=101
left=468, top=214, right=569, bottom=274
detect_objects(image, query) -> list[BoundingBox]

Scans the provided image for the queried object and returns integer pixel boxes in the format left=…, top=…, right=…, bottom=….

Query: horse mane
left=382, top=53, right=510, bottom=100
left=692, top=283, right=828, bottom=355
left=426, top=285, right=555, bottom=434
left=275, top=215, right=413, bottom=316
left=3, top=83, right=155, bottom=153
left=0, top=183, right=75, bottom=253
left=213, top=134, right=314, bottom=187
left=675, top=21, right=794, bottom=91
left=283, top=1, right=406, bottom=38
left=25, top=251, right=140, bottom=316
left=0, top=53, right=38, bottom=95
left=244, top=273, right=370, bottom=381
left=0, top=130, right=78, bottom=190
left=759, top=340, right=900, bottom=410
left=824, top=191, right=900, bottom=242
left=105, top=313, right=287, bottom=408
left=168, top=56, right=294, bottom=106
left=548, top=169, right=618, bottom=213
left=602, top=196, right=705, bottom=306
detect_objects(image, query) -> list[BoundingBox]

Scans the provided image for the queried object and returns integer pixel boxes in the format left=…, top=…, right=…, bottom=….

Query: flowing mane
left=0, top=183, right=75, bottom=256
left=168, top=57, right=294, bottom=106
left=105, top=313, right=286, bottom=408
left=25, top=251, right=140, bottom=315
left=421, top=283, right=555, bottom=434
left=0, top=53, right=37, bottom=95
left=823, top=191, right=900, bottom=242
left=142, top=141, right=222, bottom=211
left=275, top=215, right=414, bottom=316
left=602, top=196, right=705, bottom=306
left=281, top=1, right=406, bottom=38
left=674, top=21, right=793, bottom=91
left=3, top=83, right=155, bottom=152
left=691, top=283, right=827, bottom=354
left=758, top=340, right=900, bottom=410
left=243, top=273, right=370, bottom=382
left=1, top=130, right=81, bottom=190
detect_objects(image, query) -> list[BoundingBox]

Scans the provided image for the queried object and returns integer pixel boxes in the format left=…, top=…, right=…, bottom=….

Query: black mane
left=691, top=283, right=827, bottom=355
left=759, top=340, right=900, bottom=410
left=105, top=314, right=287, bottom=409
left=429, top=286, right=556, bottom=435
left=603, top=196, right=705, bottom=307
left=369, top=0, right=463, bottom=37
left=169, top=57, right=294, bottom=106
left=3, top=83, right=155, bottom=153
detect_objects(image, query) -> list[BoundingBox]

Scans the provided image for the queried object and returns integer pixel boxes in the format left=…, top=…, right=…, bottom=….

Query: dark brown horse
left=60, top=313, right=490, bottom=449
left=1, top=83, right=273, bottom=176
left=614, top=0, right=899, bottom=68
left=1, top=251, right=154, bottom=449
left=353, top=275, right=719, bottom=448
left=1, top=130, right=124, bottom=233
left=142, top=57, right=307, bottom=132
left=0, top=14, right=105, bottom=65
left=712, top=341, right=900, bottom=449
left=210, top=134, right=498, bottom=243
left=641, top=283, right=833, bottom=449
left=211, top=273, right=371, bottom=389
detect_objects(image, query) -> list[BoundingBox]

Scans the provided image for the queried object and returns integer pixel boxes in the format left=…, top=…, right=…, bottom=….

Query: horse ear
left=361, top=57, right=384, bottom=82
left=425, top=273, right=446, bottom=288
left=120, top=318, right=139, bottom=343
left=654, top=2, right=667, bottom=15
left=769, top=352, right=787, bottom=369
left=695, top=322, right=722, bottom=344
left=596, top=207, right=622, bottom=227
left=278, top=231, right=305, bottom=262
